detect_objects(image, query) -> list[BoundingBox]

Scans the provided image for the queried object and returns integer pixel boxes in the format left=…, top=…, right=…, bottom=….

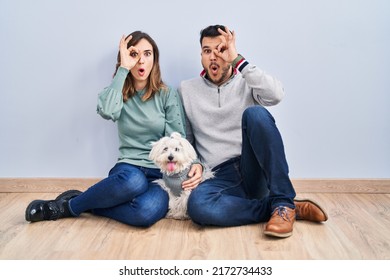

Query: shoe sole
left=264, top=230, right=293, bottom=238
left=294, top=198, right=329, bottom=221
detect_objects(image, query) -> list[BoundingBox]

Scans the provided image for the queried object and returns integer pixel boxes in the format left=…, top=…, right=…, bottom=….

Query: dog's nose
left=168, top=155, right=174, bottom=161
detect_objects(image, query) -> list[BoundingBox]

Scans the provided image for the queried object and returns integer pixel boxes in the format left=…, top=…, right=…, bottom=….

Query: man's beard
left=206, top=65, right=231, bottom=85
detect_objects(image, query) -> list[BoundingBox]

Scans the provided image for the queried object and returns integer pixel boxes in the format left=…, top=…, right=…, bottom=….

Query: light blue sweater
left=97, top=67, right=186, bottom=168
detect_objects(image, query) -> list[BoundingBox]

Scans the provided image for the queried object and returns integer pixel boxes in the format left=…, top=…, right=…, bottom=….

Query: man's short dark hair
left=200, top=25, right=228, bottom=45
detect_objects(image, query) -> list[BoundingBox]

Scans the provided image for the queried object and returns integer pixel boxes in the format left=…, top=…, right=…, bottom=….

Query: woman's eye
left=130, top=51, right=138, bottom=57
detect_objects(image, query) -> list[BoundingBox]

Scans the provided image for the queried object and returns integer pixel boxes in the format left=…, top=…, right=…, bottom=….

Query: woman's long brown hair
left=113, top=31, right=166, bottom=102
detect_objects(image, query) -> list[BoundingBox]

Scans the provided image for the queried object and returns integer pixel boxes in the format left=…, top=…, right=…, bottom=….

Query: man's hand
left=119, top=35, right=140, bottom=70
left=213, top=26, right=239, bottom=64
left=182, top=164, right=203, bottom=190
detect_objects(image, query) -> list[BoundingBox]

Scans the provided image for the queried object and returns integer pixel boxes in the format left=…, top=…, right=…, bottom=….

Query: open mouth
left=138, top=68, right=145, bottom=76
left=210, top=63, right=219, bottom=75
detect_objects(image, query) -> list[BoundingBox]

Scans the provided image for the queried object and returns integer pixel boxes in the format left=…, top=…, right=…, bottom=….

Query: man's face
left=201, top=36, right=232, bottom=86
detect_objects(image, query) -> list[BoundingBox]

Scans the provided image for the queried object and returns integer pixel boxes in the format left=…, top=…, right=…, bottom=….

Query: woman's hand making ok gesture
left=119, top=35, right=140, bottom=70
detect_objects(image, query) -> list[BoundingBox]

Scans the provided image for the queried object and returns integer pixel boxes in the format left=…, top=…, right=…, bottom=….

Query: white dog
left=149, top=132, right=213, bottom=220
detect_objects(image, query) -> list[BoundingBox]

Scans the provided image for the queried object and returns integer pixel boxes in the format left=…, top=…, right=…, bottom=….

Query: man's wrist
left=231, top=54, right=249, bottom=72
left=231, top=54, right=244, bottom=69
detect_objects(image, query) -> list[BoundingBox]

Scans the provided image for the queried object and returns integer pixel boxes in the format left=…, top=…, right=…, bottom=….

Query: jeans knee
left=243, top=106, right=275, bottom=126
left=116, top=170, right=148, bottom=198
left=242, top=106, right=276, bottom=135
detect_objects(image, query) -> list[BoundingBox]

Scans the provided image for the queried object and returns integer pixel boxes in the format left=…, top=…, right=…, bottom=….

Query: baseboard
left=0, top=178, right=389, bottom=193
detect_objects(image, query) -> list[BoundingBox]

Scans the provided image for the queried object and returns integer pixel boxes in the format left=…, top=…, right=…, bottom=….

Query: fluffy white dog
left=149, top=132, right=213, bottom=220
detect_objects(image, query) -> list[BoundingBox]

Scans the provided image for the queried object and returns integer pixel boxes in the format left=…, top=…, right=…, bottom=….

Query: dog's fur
left=149, top=132, right=213, bottom=220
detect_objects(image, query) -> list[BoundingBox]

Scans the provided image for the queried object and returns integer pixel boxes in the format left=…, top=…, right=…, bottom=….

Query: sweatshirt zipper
left=217, top=87, right=221, bottom=107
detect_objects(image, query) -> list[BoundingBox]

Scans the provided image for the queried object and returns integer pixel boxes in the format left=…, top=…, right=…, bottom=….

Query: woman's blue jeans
left=187, top=106, right=296, bottom=226
left=68, top=163, right=168, bottom=227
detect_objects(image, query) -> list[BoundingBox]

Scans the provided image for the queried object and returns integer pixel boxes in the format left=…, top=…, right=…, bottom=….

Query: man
left=179, top=25, right=327, bottom=238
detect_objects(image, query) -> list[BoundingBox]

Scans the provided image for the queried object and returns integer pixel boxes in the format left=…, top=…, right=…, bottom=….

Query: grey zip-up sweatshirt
left=179, top=56, right=285, bottom=169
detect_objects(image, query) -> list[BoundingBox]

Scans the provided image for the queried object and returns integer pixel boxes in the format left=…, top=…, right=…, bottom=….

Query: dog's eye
left=175, top=148, right=180, bottom=152
left=163, top=147, right=168, bottom=152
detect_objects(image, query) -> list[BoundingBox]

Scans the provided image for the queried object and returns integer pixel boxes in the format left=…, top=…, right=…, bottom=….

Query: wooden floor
left=0, top=179, right=389, bottom=260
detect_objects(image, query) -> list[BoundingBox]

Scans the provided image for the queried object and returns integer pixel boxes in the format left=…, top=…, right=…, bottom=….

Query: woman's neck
left=135, top=81, right=147, bottom=91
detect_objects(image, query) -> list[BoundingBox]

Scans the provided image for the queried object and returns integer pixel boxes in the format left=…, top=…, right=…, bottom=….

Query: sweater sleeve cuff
left=231, top=54, right=249, bottom=72
left=111, top=67, right=129, bottom=91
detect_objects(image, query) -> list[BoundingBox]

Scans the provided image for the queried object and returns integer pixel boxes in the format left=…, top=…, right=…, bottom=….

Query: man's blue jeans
left=187, top=106, right=296, bottom=226
left=68, top=162, right=168, bottom=227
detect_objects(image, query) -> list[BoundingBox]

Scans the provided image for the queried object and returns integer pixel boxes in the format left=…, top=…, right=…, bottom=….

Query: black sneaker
left=25, top=190, right=82, bottom=222
left=55, top=189, right=82, bottom=201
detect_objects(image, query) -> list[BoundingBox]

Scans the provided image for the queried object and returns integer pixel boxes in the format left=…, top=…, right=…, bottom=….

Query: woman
left=25, top=31, right=199, bottom=227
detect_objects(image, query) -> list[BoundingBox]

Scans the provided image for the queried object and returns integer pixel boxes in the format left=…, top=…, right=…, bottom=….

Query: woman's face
left=130, top=38, right=154, bottom=90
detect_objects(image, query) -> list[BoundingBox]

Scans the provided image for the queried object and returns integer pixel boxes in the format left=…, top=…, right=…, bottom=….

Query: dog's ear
left=150, top=141, right=157, bottom=147
left=178, top=136, right=197, bottom=162
left=149, top=137, right=167, bottom=161
left=170, top=132, right=197, bottom=161
left=170, top=132, right=183, bottom=140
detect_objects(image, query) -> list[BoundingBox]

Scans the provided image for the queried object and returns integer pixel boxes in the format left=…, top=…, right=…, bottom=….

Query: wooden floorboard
left=1, top=178, right=389, bottom=193
left=0, top=181, right=389, bottom=259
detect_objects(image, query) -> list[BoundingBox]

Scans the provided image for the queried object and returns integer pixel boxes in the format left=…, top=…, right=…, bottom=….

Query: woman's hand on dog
left=182, top=164, right=203, bottom=190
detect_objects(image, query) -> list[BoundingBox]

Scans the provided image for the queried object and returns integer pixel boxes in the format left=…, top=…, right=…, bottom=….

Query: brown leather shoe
left=294, top=199, right=328, bottom=222
left=264, top=206, right=296, bottom=238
